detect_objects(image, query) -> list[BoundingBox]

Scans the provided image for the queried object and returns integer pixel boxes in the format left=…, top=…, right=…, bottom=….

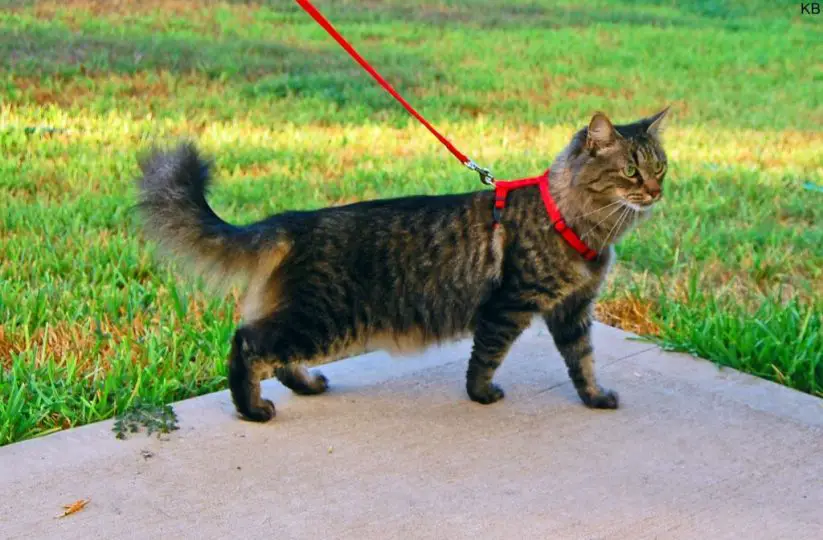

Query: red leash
left=294, top=0, right=597, bottom=260
left=295, top=0, right=493, bottom=185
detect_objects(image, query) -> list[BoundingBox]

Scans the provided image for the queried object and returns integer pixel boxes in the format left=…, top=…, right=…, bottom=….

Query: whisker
left=601, top=206, right=632, bottom=251
left=580, top=203, right=624, bottom=240
left=616, top=206, right=634, bottom=238
left=599, top=207, right=626, bottom=252
left=573, top=199, right=623, bottom=221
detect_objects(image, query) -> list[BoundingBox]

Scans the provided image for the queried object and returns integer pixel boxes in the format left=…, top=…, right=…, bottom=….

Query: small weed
left=112, top=400, right=179, bottom=440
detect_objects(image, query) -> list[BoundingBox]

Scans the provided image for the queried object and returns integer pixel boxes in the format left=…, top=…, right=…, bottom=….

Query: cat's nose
left=646, top=180, right=662, bottom=199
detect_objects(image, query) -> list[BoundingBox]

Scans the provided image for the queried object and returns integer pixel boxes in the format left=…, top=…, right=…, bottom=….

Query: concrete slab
left=2, top=322, right=821, bottom=540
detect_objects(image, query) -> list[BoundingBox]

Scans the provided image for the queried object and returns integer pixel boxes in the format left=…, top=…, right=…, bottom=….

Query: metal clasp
left=465, top=160, right=495, bottom=186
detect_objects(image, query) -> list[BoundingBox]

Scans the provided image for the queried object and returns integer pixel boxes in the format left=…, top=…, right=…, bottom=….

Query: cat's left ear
left=645, top=106, right=670, bottom=137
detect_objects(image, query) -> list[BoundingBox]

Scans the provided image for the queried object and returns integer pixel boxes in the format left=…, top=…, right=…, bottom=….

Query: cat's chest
left=567, top=247, right=614, bottom=291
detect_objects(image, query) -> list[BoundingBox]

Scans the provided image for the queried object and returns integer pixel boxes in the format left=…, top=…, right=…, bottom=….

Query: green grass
left=1, top=0, right=821, bottom=446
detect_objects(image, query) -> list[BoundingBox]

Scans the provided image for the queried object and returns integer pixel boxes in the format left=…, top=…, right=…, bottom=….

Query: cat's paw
left=312, top=372, right=330, bottom=393
left=581, top=387, right=619, bottom=409
left=291, top=371, right=329, bottom=395
left=468, top=383, right=506, bottom=405
left=240, top=399, right=276, bottom=422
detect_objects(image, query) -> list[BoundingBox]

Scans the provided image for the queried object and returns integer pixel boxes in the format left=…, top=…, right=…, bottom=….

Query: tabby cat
left=137, top=109, right=669, bottom=421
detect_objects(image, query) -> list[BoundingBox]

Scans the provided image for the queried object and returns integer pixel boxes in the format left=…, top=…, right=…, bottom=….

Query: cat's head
left=565, top=108, right=669, bottom=212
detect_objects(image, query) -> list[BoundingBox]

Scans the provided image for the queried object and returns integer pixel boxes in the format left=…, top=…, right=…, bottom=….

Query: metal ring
left=466, top=160, right=495, bottom=185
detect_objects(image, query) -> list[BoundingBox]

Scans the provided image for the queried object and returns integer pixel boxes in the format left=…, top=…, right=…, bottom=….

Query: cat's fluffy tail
left=136, top=143, right=290, bottom=290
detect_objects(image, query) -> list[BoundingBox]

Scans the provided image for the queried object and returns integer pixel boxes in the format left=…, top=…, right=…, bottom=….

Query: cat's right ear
left=586, top=112, right=618, bottom=151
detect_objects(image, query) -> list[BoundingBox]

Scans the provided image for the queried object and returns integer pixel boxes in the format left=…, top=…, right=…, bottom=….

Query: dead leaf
left=56, top=498, right=90, bottom=519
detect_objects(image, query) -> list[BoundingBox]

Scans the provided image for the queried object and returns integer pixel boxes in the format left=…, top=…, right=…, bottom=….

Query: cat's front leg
left=466, top=308, right=533, bottom=404
left=543, top=303, right=619, bottom=409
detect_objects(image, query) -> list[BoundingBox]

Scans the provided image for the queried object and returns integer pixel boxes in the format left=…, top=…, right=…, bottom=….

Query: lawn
left=1, top=0, right=821, bottom=446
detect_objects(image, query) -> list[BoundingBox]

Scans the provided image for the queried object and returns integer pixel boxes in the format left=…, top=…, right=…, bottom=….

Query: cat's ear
left=586, top=112, right=618, bottom=150
left=645, top=106, right=670, bottom=137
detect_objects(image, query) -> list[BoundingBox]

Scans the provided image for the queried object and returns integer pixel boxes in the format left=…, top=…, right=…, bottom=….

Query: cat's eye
left=655, top=162, right=667, bottom=175
left=622, top=164, right=637, bottom=177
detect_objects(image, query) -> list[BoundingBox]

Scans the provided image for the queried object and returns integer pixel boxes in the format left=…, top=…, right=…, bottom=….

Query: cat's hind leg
left=228, top=316, right=331, bottom=422
left=275, top=364, right=329, bottom=395
left=228, top=326, right=278, bottom=422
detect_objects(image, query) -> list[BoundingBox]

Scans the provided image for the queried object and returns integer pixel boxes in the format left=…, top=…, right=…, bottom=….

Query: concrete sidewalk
left=2, top=323, right=821, bottom=540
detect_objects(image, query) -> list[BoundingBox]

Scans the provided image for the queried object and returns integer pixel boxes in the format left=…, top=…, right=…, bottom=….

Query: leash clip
left=465, top=160, right=495, bottom=186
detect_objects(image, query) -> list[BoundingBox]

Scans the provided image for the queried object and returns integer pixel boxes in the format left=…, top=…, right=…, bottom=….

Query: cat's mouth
left=622, top=199, right=654, bottom=212
left=620, top=191, right=660, bottom=212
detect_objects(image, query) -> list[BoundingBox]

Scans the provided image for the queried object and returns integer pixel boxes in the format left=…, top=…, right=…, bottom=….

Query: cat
left=136, top=109, right=669, bottom=421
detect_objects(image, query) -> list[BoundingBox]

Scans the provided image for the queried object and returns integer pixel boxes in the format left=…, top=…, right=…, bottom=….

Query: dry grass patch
left=0, top=289, right=240, bottom=372
left=0, top=318, right=144, bottom=370
left=11, top=71, right=228, bottom=108
left=595, top=296, right=661, bottom=336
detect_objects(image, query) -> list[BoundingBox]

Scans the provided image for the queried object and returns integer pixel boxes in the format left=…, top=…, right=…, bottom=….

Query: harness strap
left=494, top=171, right=598, bottom=261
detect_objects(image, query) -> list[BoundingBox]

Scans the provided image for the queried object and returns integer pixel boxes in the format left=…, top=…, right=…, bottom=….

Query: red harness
left=493, top=171, right=597, bottom=261
left=296, top=0, right=599, bottom=261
